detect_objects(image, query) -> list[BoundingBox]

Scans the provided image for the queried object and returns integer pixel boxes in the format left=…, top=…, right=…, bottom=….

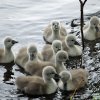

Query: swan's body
left=55, top=50, right=69, bottom=74
left=0, top=37, right=18, bottom=64
left=16, top=66, right=59, bottom=95
left=43, top=21, right=67, bottom=44
left=15, top=44, right=42, bottom=68
left=41, top=40, right=62, bottom=64
left=55, top=50, right=88, bottom=91
left=62, top=34, right=82, bottom=57
left=83, top=16, right=100, bottom=40
left=24, top=45, right=54, bottom=76
left=58, top=69, right=88, bottom=91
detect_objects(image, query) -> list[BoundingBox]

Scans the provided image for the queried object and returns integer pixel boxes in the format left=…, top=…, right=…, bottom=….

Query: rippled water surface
left=0, top=0, right=100, bottom=99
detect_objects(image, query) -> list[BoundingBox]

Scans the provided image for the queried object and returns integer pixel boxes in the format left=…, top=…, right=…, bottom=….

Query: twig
left=79, top=0, right=82, bottom=4
left=79, top=0, right=88, bottom=66
left=79, top=0, right=87, bottom=50
left=83, top=0, right=88, bottom=6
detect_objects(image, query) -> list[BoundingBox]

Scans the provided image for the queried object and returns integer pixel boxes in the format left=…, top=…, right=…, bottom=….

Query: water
left=0, top=0, right=100, bottom=99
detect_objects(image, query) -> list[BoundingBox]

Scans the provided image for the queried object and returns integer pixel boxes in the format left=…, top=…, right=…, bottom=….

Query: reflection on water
left=3, top=62, right=14, bottom=82
left=0, top=0, right=100, bottom=99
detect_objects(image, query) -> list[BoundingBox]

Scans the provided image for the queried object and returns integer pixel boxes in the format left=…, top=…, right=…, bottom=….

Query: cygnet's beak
left=74, top=40, right=80, bottom=46
left=65, top=57, right=69, bottom=64
left=54, top=25, right=59, bottom=30
left=54, top=73, right=61, bottom=80
left=30, top=53, right=35, bottom=60
left=57, top=48, right=61, bottom=52
left=63, top=82, right=67, bottom=91
left=95, top=26, right=99, bottom=33
left=12, top=40, right=18, bottom=44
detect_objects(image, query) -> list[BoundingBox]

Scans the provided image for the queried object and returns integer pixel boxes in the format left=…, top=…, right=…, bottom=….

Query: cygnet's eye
left=63, top=56, right=66, bottom=59
left=52, top=23, right=55, bottom=26
left=51, top=72, right=55, bottom=75
left=7, top=40, right=11, bottom=42
left=56, top=23, right=59, bottom=25
left=47, top=72, right=54, bottom=76
left=71, top=39, right=74, bottom=41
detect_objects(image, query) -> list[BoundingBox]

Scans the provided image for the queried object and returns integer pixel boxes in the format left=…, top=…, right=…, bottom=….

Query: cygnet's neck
left=89, top=23, right=96, bottom=32
left=4, top=46, right=12, bottom=55
left=88, top=24, right=97, bottom=39
left=28, top=55, right=38, bottom=62
left=43, top=73, right=57, bottom=94
left=52, top=29, right=60, bottom=39
left=55, top=59, right=66, bottom=73
left=43, top=74, right=52, bottom=83
left=65, top=40, right=69, bottom=48
left=65, top=41, right=74, bottom=48
left=52, top=48, right=56, bottom=55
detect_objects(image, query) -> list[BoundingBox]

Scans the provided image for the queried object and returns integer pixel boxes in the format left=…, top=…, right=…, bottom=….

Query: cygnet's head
left=52, top=40, right=62, bottom=53
left=59, top=71, right=72, bottom=90
left=51, top=20, right=60, bottom=31
left=56, top=50, right=68, bottom=62
left=90, top=16, right=100, bottom=32
left=27, top=44, right=38, bottom=60
left=59, top=71, right=72, bottom=83
left=65, top=34, right=80, bottom=46
left=43, top=66, right=60, bottom=80
left=4, top=37, right=18, bottom=49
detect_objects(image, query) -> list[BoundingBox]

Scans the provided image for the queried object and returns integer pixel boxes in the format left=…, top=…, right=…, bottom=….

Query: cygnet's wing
left=70, top=69, right=88, bottom=88
left=24, top=78, right=46, bottom=95
left=60, top=25, right=67, bottom=36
